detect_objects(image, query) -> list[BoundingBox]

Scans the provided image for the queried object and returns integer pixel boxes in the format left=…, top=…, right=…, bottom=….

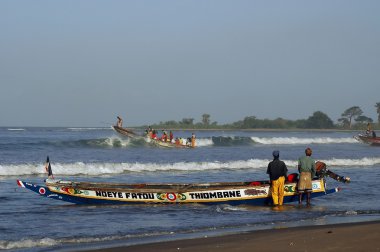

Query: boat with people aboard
left=354, top=133, right=380, bottom=146
left=17, top=158, right=349, bottom=205
left=112, top=125, right=195, bottom=148
left=354, top=123, right=380, bottom=146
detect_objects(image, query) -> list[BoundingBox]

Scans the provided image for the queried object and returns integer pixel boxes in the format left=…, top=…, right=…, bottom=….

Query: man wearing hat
left=297, top=147, right=316, bottom=205
left=267, top=150, right=288, bottom=206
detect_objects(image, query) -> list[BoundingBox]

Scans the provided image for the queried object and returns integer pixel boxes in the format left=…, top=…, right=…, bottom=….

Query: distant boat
left=354, top=133, right=380, bottom=146
left=17, top=160, right=348, bottom=205
left=112, top=125, right=193, bottom=148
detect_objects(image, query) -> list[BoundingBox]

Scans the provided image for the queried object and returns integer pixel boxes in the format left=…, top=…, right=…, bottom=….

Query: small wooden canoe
left=112, top=125, right=193, bottom=148
left=112, top=125, right=142, bottom=138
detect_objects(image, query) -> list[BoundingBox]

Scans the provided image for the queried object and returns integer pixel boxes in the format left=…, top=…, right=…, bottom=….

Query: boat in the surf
left=112, top=125, right=193, bottom=148
left=111, top=125, right=142, bottom=138
left=354, top=133, right=380, bottom=146
left=17, top=158, right=349, bottom=205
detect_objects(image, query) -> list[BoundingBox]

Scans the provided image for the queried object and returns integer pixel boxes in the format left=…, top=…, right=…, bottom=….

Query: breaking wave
left=2, top=157, right=380, bottom=177
left=81, top=136, right=357, bottom=147
left=0, top=136, right=359, bottom=150
left=250, top=136, right=357, bottom=145
left=0, top=230, right=173, bottom=250
left=209, top=136, right=358, bottom=146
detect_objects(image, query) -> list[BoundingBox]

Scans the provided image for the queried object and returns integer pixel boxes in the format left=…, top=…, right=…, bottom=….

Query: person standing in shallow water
left=297, top=147, right=316, bottom=205
left=267, top=150, right=288, bottom=206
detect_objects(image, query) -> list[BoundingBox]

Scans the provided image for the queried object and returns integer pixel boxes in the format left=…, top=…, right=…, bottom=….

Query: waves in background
left=1, top=157, right=380, bottom=177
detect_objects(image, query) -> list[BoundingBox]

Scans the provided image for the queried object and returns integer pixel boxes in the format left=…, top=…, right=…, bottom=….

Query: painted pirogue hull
left=354, top=134, right=380, bottom=145
left=17, top=179, right=338, bottom=205
left=112, top=125, right=193, bottom=148
left=146, top=137, right=193, bottom=148
left=112, top=126, right=142, bottom=138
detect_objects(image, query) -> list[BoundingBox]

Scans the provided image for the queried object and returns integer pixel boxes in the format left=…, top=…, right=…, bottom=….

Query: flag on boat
left=45, top=156, right=54, bottom=178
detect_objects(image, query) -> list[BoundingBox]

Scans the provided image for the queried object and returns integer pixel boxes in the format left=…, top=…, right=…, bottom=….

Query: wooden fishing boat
left=354, top=133, right=380, bottom=146
left=112, top=125, right=193, bottom=148
left=17, top=160, right=348, bottom=205
left=111, top=125, right=142, bottom=139
left=146, top=137, right=193, bottom=149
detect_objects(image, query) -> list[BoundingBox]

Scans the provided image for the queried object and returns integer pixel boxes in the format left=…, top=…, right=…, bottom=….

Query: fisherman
left=169, top=131, right=174, bottom=142
left=267, top=150, right=288, bottom=206
left=116, top=116, right=123, bottom=127
left=186, top=137, right=192, bottom=146
left=147, top=126, right=153, bottom=138
left=161, top=130, right=168, bottom=142
left=175, top=137, right=180, bottom=145
left=366, top=123, right=372, bottom=136
left=191, top=133, right=196, bottom=148
left=151, top=129, right=157, bottom=139
left=297, top=147, right=316, bottom=205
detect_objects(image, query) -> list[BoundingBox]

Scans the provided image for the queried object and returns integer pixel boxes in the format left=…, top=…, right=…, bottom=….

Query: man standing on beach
left=297, top=147, right=316, bottom=205
left=267, top=150, right=288, bottom=206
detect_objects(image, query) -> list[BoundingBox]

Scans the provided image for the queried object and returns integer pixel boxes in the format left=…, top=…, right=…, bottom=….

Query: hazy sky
left=1, top=1, right=379, bottom=127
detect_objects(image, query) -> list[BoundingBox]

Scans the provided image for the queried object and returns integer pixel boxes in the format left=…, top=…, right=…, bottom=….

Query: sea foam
left=2, top=157, right=380, bottom=177
left=250, top=136, right=357, bottom=145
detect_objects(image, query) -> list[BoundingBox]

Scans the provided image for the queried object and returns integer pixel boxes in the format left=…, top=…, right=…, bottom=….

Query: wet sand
left=84, top=220, right=380, bottom=252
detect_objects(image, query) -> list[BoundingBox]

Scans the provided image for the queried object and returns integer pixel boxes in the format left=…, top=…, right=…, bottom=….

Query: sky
left=1, top=0, right=379, bottom=127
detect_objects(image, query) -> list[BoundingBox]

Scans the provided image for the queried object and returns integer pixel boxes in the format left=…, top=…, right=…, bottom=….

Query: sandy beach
left=85, top=221, right=380, bottom=252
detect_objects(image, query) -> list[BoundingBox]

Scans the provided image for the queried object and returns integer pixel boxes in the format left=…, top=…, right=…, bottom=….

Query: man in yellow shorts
left=297, top=147, right=316, bottom=205
left=267, top=150, right=288, bottom=206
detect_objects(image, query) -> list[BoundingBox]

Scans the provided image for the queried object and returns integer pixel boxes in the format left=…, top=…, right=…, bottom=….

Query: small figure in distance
left=175, top=137, right=180, bottom=146
left=191, top=133, right=196, bottom=148
left=365, top=123, right=372, bottom=136
left=147, top=126, right=152, bottom=138
left=169, top=131, right=174, bottom=143
left=116, top=116, right=123, bottom=128
left=186, top=137, right=192, bottom=146
left=297, top=147, right=316, bottom=205
left=151, top=129, right=157, bottom=139
left=267, top=150, right=288, bottom=206
left=161, top=130, right=168, bottom=142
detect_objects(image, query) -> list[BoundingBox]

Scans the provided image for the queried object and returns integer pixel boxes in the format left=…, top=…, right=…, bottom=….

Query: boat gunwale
left=45, top=180, right=301, bottom=193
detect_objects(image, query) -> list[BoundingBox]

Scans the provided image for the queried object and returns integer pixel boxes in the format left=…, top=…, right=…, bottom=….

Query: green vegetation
left=142, top=103, right=380, bottom=130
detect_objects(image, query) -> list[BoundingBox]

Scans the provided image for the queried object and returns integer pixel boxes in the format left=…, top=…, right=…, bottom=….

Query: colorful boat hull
left=17, top=179, right=339, bottom=205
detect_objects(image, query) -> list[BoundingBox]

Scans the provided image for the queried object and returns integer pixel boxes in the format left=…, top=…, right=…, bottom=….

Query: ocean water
left=0, top=127, right=380, bottom=251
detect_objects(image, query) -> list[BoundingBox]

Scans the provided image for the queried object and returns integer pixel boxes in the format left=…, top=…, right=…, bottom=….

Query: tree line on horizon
left=143, top=103, right=380, bottom=130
